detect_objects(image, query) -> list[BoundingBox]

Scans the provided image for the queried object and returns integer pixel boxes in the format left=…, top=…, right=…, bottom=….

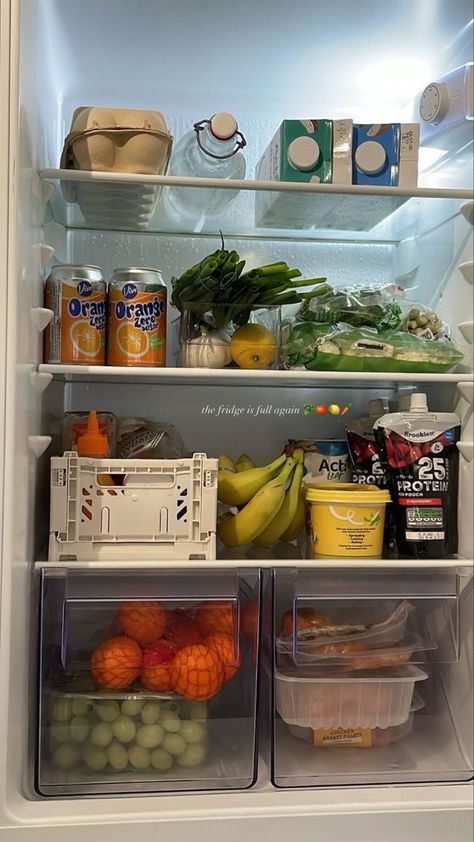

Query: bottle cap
left=355, top=140, right=387, bottom=175
left=77, top=410, right=108, bottom=458
left=368, top=398, right=386, bottom=417
left=210, top=112, right=238, bottom=140
left=288, top=136, right=320, bottom=171
left=397, top=394, right=412, bottom=411
left=410, top=393, right=429, bottom=413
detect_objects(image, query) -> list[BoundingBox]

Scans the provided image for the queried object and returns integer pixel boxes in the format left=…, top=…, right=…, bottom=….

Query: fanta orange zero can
left=44, top=265, right=106, bottom=364
left=107, top=268, right=167, bottom=367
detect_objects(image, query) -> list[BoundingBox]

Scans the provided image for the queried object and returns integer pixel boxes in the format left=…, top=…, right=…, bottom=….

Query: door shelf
left=40, top=169, right=472, bottom=243
left=38, top=364, right=474, bottom=388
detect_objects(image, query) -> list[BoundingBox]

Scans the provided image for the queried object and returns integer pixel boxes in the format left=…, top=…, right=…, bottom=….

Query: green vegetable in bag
left=305, top=328, right=463, bottom=373
left=286, top=322, right=333, bottom=366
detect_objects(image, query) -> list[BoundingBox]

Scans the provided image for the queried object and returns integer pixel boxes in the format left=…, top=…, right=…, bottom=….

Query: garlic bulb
left=180, top=329, right=232, bottom=368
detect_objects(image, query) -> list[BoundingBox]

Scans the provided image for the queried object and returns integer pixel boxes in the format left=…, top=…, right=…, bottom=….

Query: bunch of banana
left=217, top=449, right=306, bottom=548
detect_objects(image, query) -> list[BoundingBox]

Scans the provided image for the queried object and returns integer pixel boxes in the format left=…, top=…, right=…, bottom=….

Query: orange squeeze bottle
left=76, top=410, right=114, bottom=486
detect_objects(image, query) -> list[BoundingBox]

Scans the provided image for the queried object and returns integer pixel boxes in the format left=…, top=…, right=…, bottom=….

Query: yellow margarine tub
left=306, top=483, right=391, bottom=558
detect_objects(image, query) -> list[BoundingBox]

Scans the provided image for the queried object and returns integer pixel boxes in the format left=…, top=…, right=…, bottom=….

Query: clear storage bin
left=37, top=568, right=260, bottom=796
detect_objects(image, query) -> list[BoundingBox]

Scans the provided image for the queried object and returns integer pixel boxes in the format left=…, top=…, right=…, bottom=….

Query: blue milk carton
left=352, top=123, right=419, bottom=187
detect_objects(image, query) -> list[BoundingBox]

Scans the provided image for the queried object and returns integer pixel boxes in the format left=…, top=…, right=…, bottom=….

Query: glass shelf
left=38, top=363, right=473, bottom=389
left=40, top=169, right=472, bottom=244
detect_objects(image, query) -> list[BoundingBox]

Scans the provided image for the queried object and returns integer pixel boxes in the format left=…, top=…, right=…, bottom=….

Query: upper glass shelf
left=40, top=169, right=472, bottom=244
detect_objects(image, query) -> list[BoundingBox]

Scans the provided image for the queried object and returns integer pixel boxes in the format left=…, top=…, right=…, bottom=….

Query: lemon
left=230, top=324, right=277, bottom=370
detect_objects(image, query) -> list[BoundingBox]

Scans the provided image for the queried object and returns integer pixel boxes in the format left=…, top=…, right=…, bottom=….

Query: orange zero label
left=44, top=279, right=106, bottom=364
left=107, top=283, right=167, bottom=367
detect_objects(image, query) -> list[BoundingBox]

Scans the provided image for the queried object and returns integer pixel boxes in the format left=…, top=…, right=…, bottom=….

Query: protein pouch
left=374, top=393, right=461, bottom=558
left=346, top=399, right=388, bottom=486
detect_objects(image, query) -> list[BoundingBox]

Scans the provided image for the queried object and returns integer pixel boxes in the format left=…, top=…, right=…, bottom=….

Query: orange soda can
left=44, top=265, right=106, bottom=364
left=107, top=267, right=167, bottom=367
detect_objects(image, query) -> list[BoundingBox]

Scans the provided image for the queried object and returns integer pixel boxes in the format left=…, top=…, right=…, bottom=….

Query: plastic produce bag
left=305, top=327, right=463, bottom=374
left=296, top=284, right=403, bottom=332
left=116, top=418, right=188, bottom=459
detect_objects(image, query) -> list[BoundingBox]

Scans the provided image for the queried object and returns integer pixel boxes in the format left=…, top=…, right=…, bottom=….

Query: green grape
left=161, top=701, right=179, bottom=713
left=150, top=748, right=173, bottom=771
left=121, top=699, right=144, bottom=717
left=160, top=711, right=181, bottom=733
left=83, top=746, right=108, bottom=771
left=111, top=714, right=136, bottom=744
left=52, top=698, right=73, bottom=722
left=95, top=699, right=120, bottom=722
left=51, top=743, right=81, bottom=770
left=107, top=741, right=129, bottom=771
left=49, top=723, right=71, bottom=744
left=90, top=722, right=114, bottom=747
left=188, top=701, right=208, bottom=722
left=136, top=724, right=164, bottom=749
left=162, top=733, right=186, bottom=757
left=180, top=720, right=206, bottom=745
left=177, top=743, right=206, bottom=768
left=140, top=701, right=161, bottom=725
left=72, top=697, right=94, bottom=717
left=128, top=745, right=150, bottom=770
left=70, top=716, right=91, bottom=743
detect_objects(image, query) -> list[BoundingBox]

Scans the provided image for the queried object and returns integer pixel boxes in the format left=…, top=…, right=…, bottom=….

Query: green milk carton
left=255, top=119, right=352, bottom=229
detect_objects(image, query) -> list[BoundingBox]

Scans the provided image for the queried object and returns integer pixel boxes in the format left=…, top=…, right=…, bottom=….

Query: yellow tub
left=306, top=482, right=391, bottom=558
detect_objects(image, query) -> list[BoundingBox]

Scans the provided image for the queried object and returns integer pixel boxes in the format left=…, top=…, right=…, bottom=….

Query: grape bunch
left=48, top=695, right=207, bottom=775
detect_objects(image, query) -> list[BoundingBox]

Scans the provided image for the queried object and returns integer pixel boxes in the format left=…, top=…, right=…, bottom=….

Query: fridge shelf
left=35, top=559, right=473, bottom=571
left=38, top=364, right=474, bottom=388
left=40, top=168, right=472, bottom=243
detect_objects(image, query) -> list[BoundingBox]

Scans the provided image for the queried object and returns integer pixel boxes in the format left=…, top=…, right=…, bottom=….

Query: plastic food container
left=288, top=711, right=415, bottom=748
left=274, top=664, right=427, bottom=729
left=306, top=482, right=391, bottom=558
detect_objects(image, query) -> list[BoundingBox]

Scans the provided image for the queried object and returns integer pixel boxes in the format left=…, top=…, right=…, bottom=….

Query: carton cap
left=368, top=398, right=386, bottom=417
left=77, top=410, right=109, bottom=457
left=355, top=140, right=387, bottom=175
left=288, top=136, right=320, bottom=171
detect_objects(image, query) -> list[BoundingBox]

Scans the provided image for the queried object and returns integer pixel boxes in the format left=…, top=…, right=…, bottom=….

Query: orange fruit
left=141, top=640, right=179, bottom=692
left=117, top=600, right=166, bottom=645
left=170, top=644, right=224, bottom=701
left=204, top=632, right=241, bottom=682
left=230, top=324, right=277, bottom=370
left=164, top=609, right=204, bottom=649
left=196, top=601, right=235, bottom=637
left=70, top=321, right=101, bottom=357
left=90, top=636, right=142, bottom=689
left=240, top=599, right=259, bottom=643
left=281, top=607, right=331, bottom=636
left=116, top=323, right=148, bottom=357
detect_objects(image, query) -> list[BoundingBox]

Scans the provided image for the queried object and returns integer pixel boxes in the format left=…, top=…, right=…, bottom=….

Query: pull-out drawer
left=37, top=568, right=260, bottom=796
left=270, top=567, right=473, bottom=789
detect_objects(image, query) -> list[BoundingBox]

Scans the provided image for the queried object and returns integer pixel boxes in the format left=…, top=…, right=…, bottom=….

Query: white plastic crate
left=49, top=452, right=218, bottom=561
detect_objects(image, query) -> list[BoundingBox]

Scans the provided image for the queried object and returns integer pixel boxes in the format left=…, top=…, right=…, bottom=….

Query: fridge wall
left=0, top=0, right=473, bottom=838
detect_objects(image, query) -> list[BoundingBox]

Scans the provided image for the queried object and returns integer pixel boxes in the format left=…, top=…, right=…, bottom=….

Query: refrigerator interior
left=0, top=0, right=473, bottom=836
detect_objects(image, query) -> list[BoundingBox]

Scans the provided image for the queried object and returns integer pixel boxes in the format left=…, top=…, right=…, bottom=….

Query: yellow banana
left=280, top=486, right=306, bottom=542
left=254, top=461, right=304, bottom=547
left=234, top=453, right=256, bottom=472
left=218, top=454, right=235, bottom=472
left=218, top=453, right=286, bottom=506
left=218, top=458, right=295, bottom=547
